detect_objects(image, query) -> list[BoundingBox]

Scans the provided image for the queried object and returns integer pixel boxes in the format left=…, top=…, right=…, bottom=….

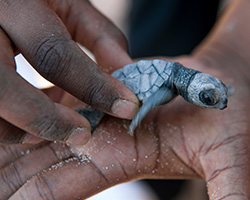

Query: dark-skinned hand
left=0, top=0, right=138, bottom=145
left=0, top=53, right=249, bottom=199
left=0, top=1, right=250, bottom=199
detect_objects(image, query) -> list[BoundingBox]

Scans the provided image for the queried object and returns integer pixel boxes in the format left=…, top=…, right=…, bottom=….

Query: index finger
left=48, top=0, right=133, bottom=71
left=0, top=0, right=139, bottom=118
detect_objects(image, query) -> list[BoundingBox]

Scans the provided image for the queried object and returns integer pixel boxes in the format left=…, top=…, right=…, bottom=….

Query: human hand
left=0, top=0, right=138, bottom=145
left=1, top=55, right=249, bottom=199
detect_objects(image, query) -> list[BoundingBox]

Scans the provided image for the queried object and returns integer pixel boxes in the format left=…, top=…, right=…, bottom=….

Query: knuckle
left=0, top=162, right=23, bottom=195
left=34, top=175, right=54, bottom=199
left=33, top=37, right=74, bottom=82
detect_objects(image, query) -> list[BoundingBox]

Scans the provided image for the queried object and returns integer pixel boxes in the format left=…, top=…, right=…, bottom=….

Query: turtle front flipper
left=129, top=86, right=176, bottom=134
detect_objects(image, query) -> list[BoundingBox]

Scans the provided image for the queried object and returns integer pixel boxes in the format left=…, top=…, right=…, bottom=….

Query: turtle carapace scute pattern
left=111, top=60, right=174, bottom=101
left=76, top=59, right=231, bottom=134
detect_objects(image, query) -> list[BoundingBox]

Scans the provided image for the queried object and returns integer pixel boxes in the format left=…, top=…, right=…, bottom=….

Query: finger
left=0, top=0, right=139, bottom=119
left=0, top=143, right=73, bottom=200
left=0, top=65, right=91, bottom=145
left=11, top=157, right=116, bottom=200
left=11, top=138, right=136, bottom=199
left=0, top=27, right=91, bottom=144
left=11, top=116, right=198, bottom=200
left=42, top=87, right=87, bottom=110
left=20, top=134, right=45, bottom=145
left=42, top=86, right=64, bottom=104
left=0, top=118, right=25, bottom=144
left=48, top=0, right=132, bottom=71
left=0, top=66, right=92, bottom=144
left=0, top=116, right=44, bottom=146
left=0, top=143, right=45, bottom=169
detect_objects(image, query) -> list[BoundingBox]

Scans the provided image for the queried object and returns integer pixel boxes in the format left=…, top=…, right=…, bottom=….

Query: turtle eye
left=199, top=89, right=218, bottom=106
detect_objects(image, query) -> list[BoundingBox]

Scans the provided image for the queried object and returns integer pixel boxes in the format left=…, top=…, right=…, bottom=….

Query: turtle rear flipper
left=76, top=106, right=104, bottom=132
left=129, top=86, right=176, bottom=134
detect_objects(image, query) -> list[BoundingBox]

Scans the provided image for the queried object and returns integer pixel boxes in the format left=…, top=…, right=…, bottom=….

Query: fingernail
left=66, top=127, right=91, bottom=145
left=111, top=99, right=139, bottom=119
left=21, top=134, right=44, bottom=144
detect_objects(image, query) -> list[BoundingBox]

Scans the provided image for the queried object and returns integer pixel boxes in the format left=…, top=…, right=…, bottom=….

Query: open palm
left=0, top=56, right=249, bottom=200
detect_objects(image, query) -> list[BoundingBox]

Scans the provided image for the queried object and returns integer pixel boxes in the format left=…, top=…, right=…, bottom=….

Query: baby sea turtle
left=76, top=59, right=232, bottom=134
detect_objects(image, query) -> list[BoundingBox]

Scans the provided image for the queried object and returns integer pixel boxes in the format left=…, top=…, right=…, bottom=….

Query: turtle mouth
left=219, top=105, right=227, bottom=110
left=219, top=99, right=228, bottom=110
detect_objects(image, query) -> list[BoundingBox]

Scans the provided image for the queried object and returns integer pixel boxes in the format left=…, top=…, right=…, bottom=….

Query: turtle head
left=187, top=73, right=228, bottom=109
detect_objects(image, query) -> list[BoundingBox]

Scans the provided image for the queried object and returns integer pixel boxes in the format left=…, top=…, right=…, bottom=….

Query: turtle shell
left=112, top=59, right=174, bottom=101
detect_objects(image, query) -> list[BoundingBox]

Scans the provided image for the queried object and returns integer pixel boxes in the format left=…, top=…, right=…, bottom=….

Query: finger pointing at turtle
left=0, top=0, right=139, bottom=144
